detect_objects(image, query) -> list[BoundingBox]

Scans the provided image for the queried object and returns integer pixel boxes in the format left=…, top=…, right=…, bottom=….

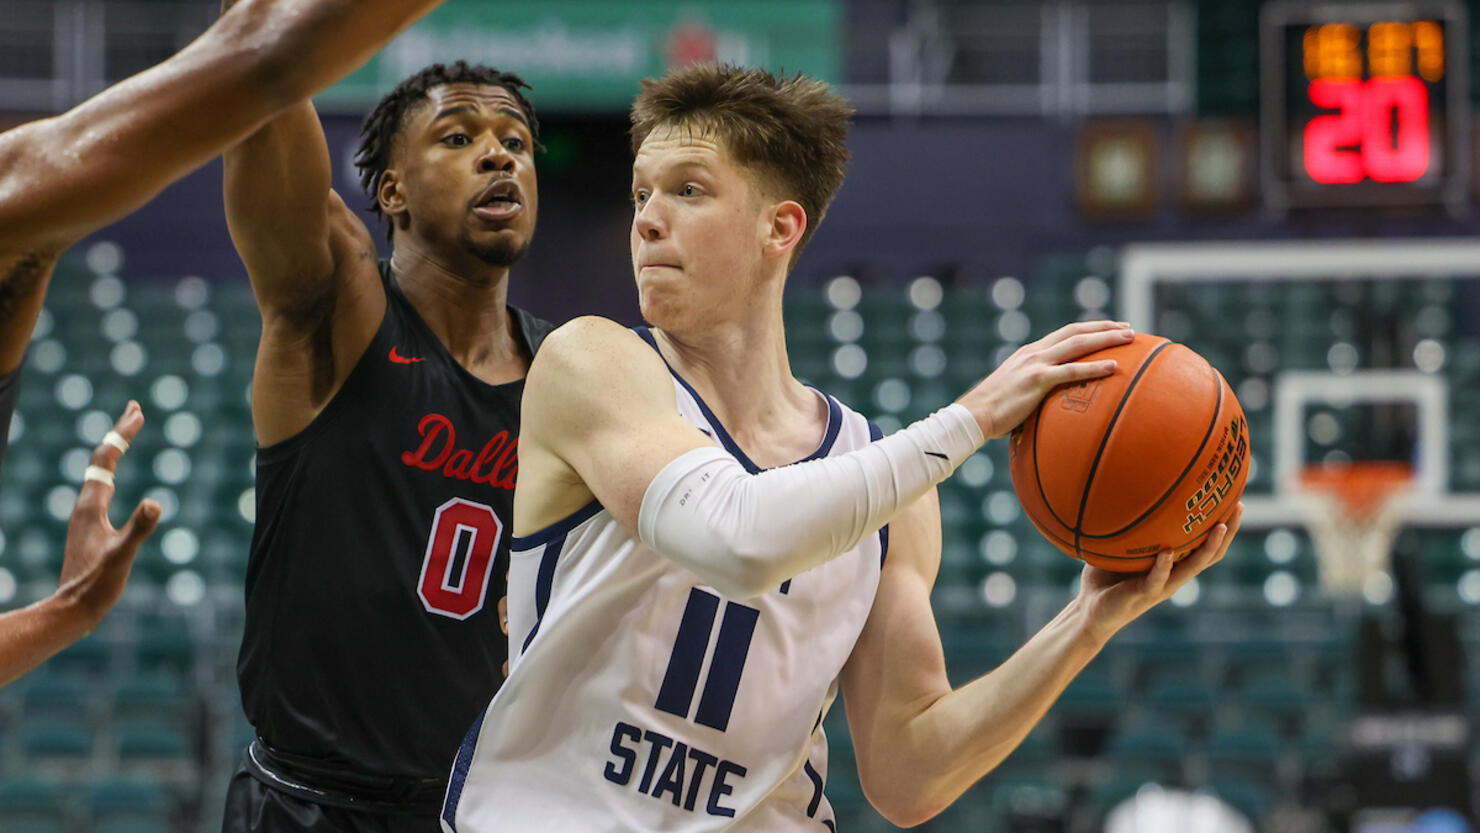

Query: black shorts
left=222, top=759, right=445, bottom=833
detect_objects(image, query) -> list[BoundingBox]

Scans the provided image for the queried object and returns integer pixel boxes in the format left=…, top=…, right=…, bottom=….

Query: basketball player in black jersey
left=0, top=0, right=450, bottom=685
left=219, top=51, right=556, bottom=831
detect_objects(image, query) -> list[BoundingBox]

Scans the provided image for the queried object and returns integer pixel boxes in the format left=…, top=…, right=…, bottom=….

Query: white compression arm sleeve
left=637, top=403, right=984, bottom=599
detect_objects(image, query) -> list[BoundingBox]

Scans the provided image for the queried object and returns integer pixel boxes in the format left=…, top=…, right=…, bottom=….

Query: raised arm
left=520, top=317, right=968, bottom=599
left=220, top=86, right=385, bottom=444
left=0, top=0, right=444, bottom=374
left=220, top=96, right=346, bottom=317
left=220, top=0, right=407, bottom=445
left=0, top=0, right=441, bottom=255
left=519, top=318, right=1135, bottom=599
left=838, top=496, right=1242, bottom=826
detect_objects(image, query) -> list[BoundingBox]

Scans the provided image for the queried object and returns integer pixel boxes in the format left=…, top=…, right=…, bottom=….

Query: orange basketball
left=1008, top=333, right=1250, bottom=572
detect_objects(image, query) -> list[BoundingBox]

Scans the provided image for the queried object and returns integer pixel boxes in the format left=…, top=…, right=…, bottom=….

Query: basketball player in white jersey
left=442, top=64, right=1243, bottom=832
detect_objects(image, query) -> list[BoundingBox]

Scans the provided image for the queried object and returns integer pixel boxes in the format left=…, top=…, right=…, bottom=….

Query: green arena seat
left=1293, top=720, right=1344, bottom=780
left=135, top=618, right=195, bottom=672
left=790, top=354, right=830, bottom=386
left=1086, top=765, right=1174, bottom=818
left=202, top=524, right=251, bottom=582
left=1127, top=638, right=1206, bottom=688
left=1220, top=638, right=1292, bottom=684
left=1410, top=530, right=1471, bottom=582
left=0, top=776, right=69, bottom=818
left=128, top=538, right=179, bottom=584
left=21, top=672, right=92, bottom=722
left=857, top=288, right=914, bottom=329
left=41, top=277, right=92, bottom=311
left=46, top=633, right=111, bottom=674
left=110, top=671, right=188, bottom=720
left=1238, top=674, right=1307, bottom=724
left=1206, top=721, right=1283, bottom=779
left=89, top=777, right=173, bottom=829
left=115, top=718, right=191, bottom=764
left=987, top=772, right=1065, bottom=833
left=1102, top=727, right=1187, bottom=783
left=4, top=823, right=68, bottom=833
left=1145, top=675, right=1217, bottom=725
left=96, top=821, right=175, bottom=833
left=1309, top=638, right=1356, bottom=694
left=6, top=524, right=65, bottom=583
left=1024, top=542, right=1083, bottom=586
left=925, top=787, right=1004, bottom=833
left=22, top=717, right=94, bottom=760
left=1052, top=671, right=1122, bottom=727
left=939, top=628, right=1010, bottom=685
left=999, top=724, right=1057, bottom=771
left=1204, top=776, right=1275, bottom=825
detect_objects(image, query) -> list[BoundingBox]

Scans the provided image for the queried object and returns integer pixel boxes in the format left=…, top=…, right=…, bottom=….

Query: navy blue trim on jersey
left=441, top=708, right=486, bottom=832
left=519, top=533, right=567, bottom=653
left=511, top=499, right=602, bottom=552
left=633, top=327, right=842, bottom=474
left=867, top=420, right=891, bottom=566
left=803, top=759, right=826, bottom=817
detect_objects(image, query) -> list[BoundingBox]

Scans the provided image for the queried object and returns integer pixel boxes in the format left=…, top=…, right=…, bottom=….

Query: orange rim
left=1297, top=461, right=1414, bottom=520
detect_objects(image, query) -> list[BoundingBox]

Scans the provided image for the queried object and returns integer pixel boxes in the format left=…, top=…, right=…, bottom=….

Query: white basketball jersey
left=441, top=328, right=886, bottom=833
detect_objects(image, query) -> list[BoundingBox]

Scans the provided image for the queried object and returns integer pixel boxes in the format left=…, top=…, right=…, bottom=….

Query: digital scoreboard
left=1261, top=1, right=1469, bottom=212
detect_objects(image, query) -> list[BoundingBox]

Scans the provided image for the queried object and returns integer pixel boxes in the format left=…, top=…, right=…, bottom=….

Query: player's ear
left=378, top=168, right=408, bottom=223
left=762, top=200, right=806, bottom=262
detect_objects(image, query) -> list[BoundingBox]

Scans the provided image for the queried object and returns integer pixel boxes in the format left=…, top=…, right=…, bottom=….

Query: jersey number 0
left=418, top=497, right=503, bottom=620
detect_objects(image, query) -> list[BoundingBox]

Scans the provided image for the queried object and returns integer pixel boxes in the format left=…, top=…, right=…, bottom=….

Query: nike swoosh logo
left=389, top=346, right=426, bottom=365
left=698, top=428, right=714, bottom=438
left=924, top=451, right=949, bottom=461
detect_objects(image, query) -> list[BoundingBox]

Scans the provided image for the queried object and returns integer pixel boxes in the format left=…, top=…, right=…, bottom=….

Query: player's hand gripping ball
left=1009, top=333, right=1249, bottom=572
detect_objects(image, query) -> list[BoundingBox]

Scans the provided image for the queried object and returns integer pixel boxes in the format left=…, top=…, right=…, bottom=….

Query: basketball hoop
left=1294, top=462, right=1413, bottom=595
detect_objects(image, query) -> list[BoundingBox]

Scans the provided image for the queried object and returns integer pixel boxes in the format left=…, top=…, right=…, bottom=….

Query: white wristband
left=637, top=404, right=984, bottom=598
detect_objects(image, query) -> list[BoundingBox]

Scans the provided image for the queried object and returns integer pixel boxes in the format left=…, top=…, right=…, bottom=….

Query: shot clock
left=1261, top=1, right=1469, bottom=212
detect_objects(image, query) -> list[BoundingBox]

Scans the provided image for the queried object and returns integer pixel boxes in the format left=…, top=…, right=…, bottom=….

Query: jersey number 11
left=654, top=588, right=759, bottom=732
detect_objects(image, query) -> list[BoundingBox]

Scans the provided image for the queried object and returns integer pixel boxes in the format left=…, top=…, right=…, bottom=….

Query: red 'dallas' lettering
left=400, top=413, right=518, bottom=490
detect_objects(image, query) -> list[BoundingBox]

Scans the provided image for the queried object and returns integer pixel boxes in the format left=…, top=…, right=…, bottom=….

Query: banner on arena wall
left=317, top=0, right=841, bottom=112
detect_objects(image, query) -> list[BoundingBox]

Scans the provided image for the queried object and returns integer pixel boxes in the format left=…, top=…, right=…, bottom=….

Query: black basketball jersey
left=237, top=262, right=554, bottom=786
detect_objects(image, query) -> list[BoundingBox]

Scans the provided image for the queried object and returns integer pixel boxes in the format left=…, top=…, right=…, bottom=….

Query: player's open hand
left=1074, top=503, right=1243, bottom=646
left=956, top=320, right=1133, bottom=439
left=57, top=401, right=161, bottom=629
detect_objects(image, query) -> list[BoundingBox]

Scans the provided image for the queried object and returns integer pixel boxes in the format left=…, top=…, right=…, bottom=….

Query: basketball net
left=1294, top=462, right=1413, bottom=595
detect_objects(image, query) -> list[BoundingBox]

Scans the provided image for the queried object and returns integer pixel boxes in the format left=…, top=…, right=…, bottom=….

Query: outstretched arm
left=517, top=318, right=1134, bottom=599
left=839, top=496, right=1242, bottom=826
left=0, top=0, right=440, bottom=254
left=219, top=0, right=399, bottom=445
left=0, top=0, right=444, bottom=372
left=0, top=403, right=160, bottom=688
